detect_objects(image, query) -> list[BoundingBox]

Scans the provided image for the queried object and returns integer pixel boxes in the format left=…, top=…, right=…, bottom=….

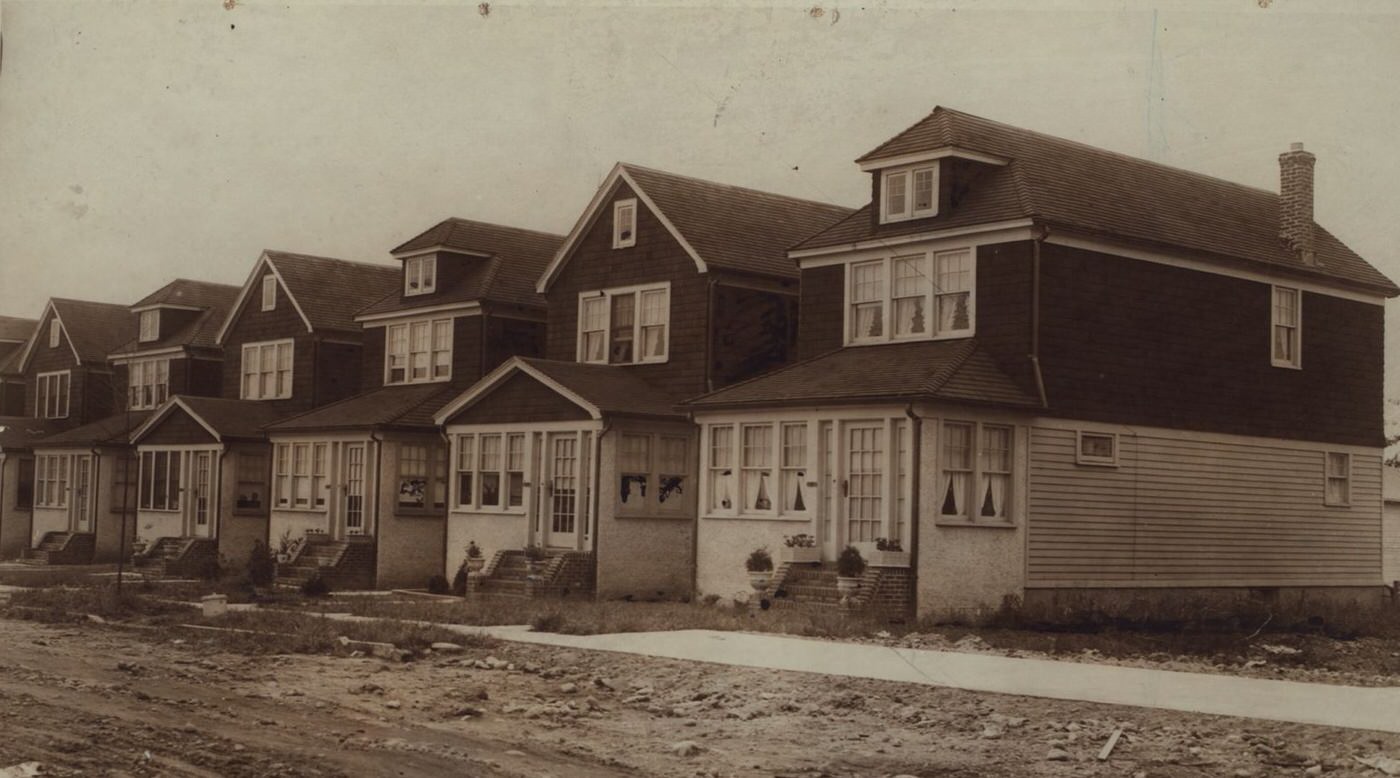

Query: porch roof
left=132, top=396, right=288, bottom=444
left=32, top=411, right=153, bottom=448
left=435, top=357, right=685, bottom=425
left=683, top=339, right=1042, bottom=411
left=265, top=384, right=458, bottom=433
left=0, top=417, right=64, bottom=452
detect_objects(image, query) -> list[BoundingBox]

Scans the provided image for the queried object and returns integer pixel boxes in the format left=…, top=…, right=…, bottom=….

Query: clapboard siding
left=1027, top=426, right=1383, bottom=586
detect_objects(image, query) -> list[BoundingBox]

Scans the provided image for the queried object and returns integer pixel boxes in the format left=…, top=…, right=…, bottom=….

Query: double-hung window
left=938, top=421, right=1014, bottom=523
left=385, top=318, right=452, bottom=384
left=35, top=371, right=70, bottom=419
left=138, top=310, right=159, bottom=342
left=706, top=422, right=809, bottom=519
left=405, top=255, right=437, bottom=295
left=241, top=340, right=293, bottom=400
left=576, top=283, right=670, bottom=365
left=138, top=450, right=181, bottom=511
left=235, top=452, right=268, bottom=512
left=617, top=432, right=689, bottom=515
left=1271, top=286, right=1301, bottom=368
left=848, top=248, right=973, bottom=344
left=398, top=444, right=447, bottom=512
left=880, top=164, right=938, bottom=223
left=261, top=275, right=277, bottom=311
left=613, top=199, right=637, bottom=248
left=34, top=454, right=69, bottom=508
left=128, top=359, right=170, bottom=410
left=1324, top=452, right=1350, bottom=506
left=454, top=432, right=527, bottom=511
left=273, top=442, right=326, bottom=509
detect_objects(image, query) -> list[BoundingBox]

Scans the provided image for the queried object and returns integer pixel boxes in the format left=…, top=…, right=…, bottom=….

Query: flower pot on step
left=526, top=560, right=547, bottom=579
left=466, top=557, right=485, bottom=574
left=836, top=575, right=862, bottom=606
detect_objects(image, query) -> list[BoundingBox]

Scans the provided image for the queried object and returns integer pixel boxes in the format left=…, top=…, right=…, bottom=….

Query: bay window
left=577, top=283, right=670, bottom=365
left=138, top=450, right=181, bottom=511
left=241, top=340, right=293, bottom=400
left=847, top=248, right=974, bottom=345
left=35, top=371, right=70, bottom=419
left=939, top=421, right=1013, bottom=523
left=128, top=358, right=170, bottom=410
left=385, top=318, right=452, bottom=384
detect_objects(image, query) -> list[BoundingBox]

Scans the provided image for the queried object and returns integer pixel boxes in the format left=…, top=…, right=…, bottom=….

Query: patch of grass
left=179, top=610, right=492, bottom=656
left=4, top=584, right=190, bottom=623
left=0, top=567, right=110, bottom=588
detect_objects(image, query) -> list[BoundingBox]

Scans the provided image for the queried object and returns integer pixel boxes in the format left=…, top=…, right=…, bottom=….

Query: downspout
left=437, top=426, right=453, bottom=579
left=686, top=410, right=699, bottom=600
left=370, top=430, right=384, bottom=579
left=704, top=278, right=717, bottom=393
left=1030, top=226, right=1050, bottom=409
left=903, top=403, right=921, bottom=621
left=215, top=444, right=228, bottom=548
left=590, top=420, right=612, bottom=560
left=90, top=445, right=101, bottom=543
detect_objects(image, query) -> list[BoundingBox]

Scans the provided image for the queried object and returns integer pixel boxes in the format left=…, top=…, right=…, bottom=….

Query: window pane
left=979, top=425, right=1012, bottom=519
left=741, top=425, right=773, bottom=511
left=507, top=433, right=525, bottom=508
left=781, top=423, right=808, bottom=514
left=940, top=422, right=973, bottom=518
left=846, top=426, right=884, bottom=542
left=609, top=293, right=636, bottom=364
left=892, top=255, right=930, bottom=336
left=885, top=171, right=907, bottom=216
left=913, top=167, right=935, bottom=212
left=709, top=426, right=734, bottom=512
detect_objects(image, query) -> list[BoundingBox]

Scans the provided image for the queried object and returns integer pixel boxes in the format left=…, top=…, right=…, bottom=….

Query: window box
left=777, top=546, right=821, bottom=564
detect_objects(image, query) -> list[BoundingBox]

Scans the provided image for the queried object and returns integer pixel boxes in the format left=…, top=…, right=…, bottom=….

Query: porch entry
left=272, top=440, right=376, bottom=539
left=536, top=430, right=592, bottom=550
left=137, top=448, right=221, bottom=538
left=72, top=455, right=92, bottom=533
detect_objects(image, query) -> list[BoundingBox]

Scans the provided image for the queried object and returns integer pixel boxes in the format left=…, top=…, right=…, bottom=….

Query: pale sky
left=2, top=0, right=1398, bottom=403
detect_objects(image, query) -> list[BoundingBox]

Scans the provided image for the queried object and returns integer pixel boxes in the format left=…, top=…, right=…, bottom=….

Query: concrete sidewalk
left=452, top=625, right=1400, bottom=734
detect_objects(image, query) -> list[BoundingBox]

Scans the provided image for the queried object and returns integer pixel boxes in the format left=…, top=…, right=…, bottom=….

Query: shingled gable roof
left=535, top=163, right=854, bottom=293
left=215, top=251, right=400, bottom=344
left=33, top=411, right=153, bottom=448
left=265, top=384, right=458, bottom=432
left=131, top=396, right=289, bottom=444
left=110, top=279, right=241, bottom=357
left=18, top=298, right=136, bottom=372
left=798, top=107, right=1398, bottom=296
left=435, top=357, right=685, bottom=425
left=357, top=219, right=564, bottom=318
left=683, top=339, right=1041, bottom=411
left=0, top=316, right=36, bottom=343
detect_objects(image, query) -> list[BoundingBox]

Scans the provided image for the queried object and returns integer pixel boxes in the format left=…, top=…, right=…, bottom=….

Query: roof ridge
left=620, top=162, right=855, bottom=214
left=263, top=249, right=397, bottom=271
left=443, top=217, right=566, bottom=241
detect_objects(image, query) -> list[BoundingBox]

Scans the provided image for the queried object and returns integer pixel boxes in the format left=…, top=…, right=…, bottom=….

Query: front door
left=845, top=424, right=884, bottom=546
left=343, top=443, right=367, bottom=537
left=190, top=451, right=214, bottom=539
left=72, top=456, right=91, bottom=533
left=819, top=422, right=838, bottom=560
left=542, top=432, right=583, bottom=549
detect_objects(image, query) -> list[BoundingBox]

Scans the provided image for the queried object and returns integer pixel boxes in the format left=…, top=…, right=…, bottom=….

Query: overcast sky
left=2, top=0, right=1398, bottom=400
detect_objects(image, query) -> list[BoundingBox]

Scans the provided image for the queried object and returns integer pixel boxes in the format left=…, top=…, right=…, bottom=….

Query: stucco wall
left=219, top=449, right=267, bottom=570
left=374, top=438, right=446, bottom=589
left=92, top=449, right=134, bottom=562
left=445, top=512, right=524, bottom=579
left=695, top=516, right=810, bottom=600
left=135, top=510, right=182, bottom=547
left=30, top=506, right=68, bottom=547
left=269, top=510, right=329, bottom=551
left=594, top=424, right=696, bottom=600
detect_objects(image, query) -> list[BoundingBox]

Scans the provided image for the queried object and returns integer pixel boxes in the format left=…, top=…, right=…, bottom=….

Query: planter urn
left=526, top=560, right=547, bottom=579
left=466, top=557, right=485, bottom=574
left=836, top=575, right=862, bottom=606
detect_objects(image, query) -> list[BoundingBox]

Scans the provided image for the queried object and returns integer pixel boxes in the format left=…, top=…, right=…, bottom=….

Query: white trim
left=1074, top=430, right=1119, bottom=467
left=0, top=337, right=24, bottom=345
left=858, top=146, right=1010, bottom=172
left=239, top=338, right=295, bottom=400
left=575, top=281, right=671, bottom=365
left=126, top=357, right=171, bottom=411
left=1270, top=285, right=1303, bottom=370
left=34, top=370, right=71, bottom=420
left=109, top=346, right=187, bottom=363
left=536, top=164, right=707, bottom=294
left=130, top=303, right=202, bottom=314
left=138, top=309, right=160, bottom=343
left=612, top=198, right=638, bottom=249
left=792, top=221, right=1035, bottom=264
left=1026, top=416, right=1383, bottom=457
left=130, top=397, right=225, bottom=445
left=215, top=252, right=316, bottom=345
left=1323, top=450, right=1352, bottom=507
left=1045, top=232, right=1387, bottom=306
left=842, top=247, right=975, bottom=346
left=382, top=316, right=454, bottom=385
left=433, top=357, right=604, bottom=425
left=443, top=420, right=601, bottom=434
left=404, top=254, right=437, bottom=296
left=260, top=274, right=277, bottom=312
left=879, top=163, right=939, bottom=224
left=16, top=301, right=82, bottom=373
left=355, top=301, right=482, bottom=325
left=390, top=245, right=492, bottom=260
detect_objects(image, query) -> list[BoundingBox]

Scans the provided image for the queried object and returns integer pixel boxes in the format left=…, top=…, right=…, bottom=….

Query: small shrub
left=466, top=541, right=483, bottom=559
left=522, top=544, right=547, bottom=562
left=245, top=540, right=275, bottom=587
left=452, top=566, right=469, bottom=596
left=836, top=546, right=866, bottom=578
left=301, top=572, right=330, bottom=598
left=745, top=547, right=773, bottom=573
left=874, top=537, right=903, bottom=552
left=427, top=575, right=450, bottom=595
left=783, top=533, right=816, bottom=548
left=197, top=556, right=223, bottom=582
left=701, top=593, right=721, bottom=606
left=531, top=610, right=566, bottom=633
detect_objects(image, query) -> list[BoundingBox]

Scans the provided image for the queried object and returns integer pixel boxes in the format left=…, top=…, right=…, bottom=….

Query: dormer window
left=612, top=199, right=637, bottom=249
left=261, top=275, right=277, bottom=312
left=48, top=319, right=60, bottom=348
left=405, top=255, right=437, bottom=296
left=847, top=248, right=974, bottom=344
left=138, top=310, right=159, bottom=342
left=880, top=164, right=938, bottom=223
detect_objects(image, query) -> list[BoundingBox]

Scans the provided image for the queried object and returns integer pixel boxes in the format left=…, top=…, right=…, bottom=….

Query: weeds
left=180, top=610, right=491, bottom=656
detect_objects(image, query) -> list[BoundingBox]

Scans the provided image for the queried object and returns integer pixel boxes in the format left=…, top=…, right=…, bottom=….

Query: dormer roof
left=110, top=279, right=241, bottom=358
left=800, top=106, right=1398, bottom=297
left=17, top=298, right=135, bottom=372
left=536, top=163, right=854, bottom=292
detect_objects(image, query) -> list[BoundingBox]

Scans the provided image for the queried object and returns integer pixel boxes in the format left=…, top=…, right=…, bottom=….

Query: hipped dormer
left=861, top=148, right=1008, bottom=228
left=390, top=247, right=492, bottom=301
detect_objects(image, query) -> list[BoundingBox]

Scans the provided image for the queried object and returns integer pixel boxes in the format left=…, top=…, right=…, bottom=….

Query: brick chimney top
left=1279, top=142, right=1316, bottom=265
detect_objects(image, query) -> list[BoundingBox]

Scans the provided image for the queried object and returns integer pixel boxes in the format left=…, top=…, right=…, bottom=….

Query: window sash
left=848, top=250, right=973, bottom=345
left=36, top=372, right=70, bottom=419
left=940, top=421, right=1013, bottom=523
left=386, top=318, right=452, bottom=384
left=1272, top=286, right=1301, bottom=367
left=241, top=341, right=292, bottom=400
left=405, top=255, right=436, bottom=295
left=235, top=452, right=267, bottom=512
left=882, top=165, right=937, bottom=221
left=261, top=275, right=277, bottom=311
left=128, top=359, right=170, bottom=410
left=48, top=319, right=61, bottom=348
left=138, top=310, right=159, bottom=342
left=139, top=450, right=181, bottom=512
left=613, top=200, right=637, bottom=248
left=577, top=284, right=669, bottom=364
left=1325, top=452, right=1350, bottom=505
left=398, top=444, right=446, bottom=511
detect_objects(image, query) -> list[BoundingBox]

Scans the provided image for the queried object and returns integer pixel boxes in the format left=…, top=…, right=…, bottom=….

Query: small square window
left=613, top=199, right=637, bottom=249
left=261, top=275, right=277, bottom=312
left=48, top=319, right=60, bottom=348
left=1076, top=431, right=1118, bottom=466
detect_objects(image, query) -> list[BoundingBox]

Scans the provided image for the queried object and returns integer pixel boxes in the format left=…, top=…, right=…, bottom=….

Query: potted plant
left=523, top=544, right=548, bottom=578
left=130, top=538, right=148, bottom=557
left=465, top=541, right=485, bottom=573
left=745, top=547, right=774, bottom=596
left=867, top=537, right=911, bottom=568
left=777, top=533, right=820, bottom=564
left=835, top=545, right=866, bottom=604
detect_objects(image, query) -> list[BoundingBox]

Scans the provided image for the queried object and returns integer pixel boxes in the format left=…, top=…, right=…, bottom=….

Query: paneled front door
left=542, top=432, right=585, bottom=549
left=342, top=443, right=367, bottom=537
left=190, top=451, right=214, bottom=539
left=72, top=456, right=91, bottom=533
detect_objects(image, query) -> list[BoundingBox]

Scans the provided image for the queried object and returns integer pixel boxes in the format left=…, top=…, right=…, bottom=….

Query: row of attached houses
left=0, top=106, right=1396, bottom=619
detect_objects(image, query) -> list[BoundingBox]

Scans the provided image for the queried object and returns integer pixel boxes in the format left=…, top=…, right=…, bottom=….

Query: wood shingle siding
left=709, top=284, right=796, bottom=390
left=1027, top=426, right=1383, bottom=587
left=795, top=264, right=844, bottom=360
left=139, top=408, right=218, bottom=445
left=448, top=372, right=589, bottom=425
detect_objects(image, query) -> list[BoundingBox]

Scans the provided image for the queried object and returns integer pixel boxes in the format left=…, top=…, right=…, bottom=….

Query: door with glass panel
left=72, top=456, right=92, bottom=533
left=542, top=433, right=583, bottom=549
left=342, top=443, right=367, bottom=536
left=845, top=424, right=884, bottom=545
left=190, top=451, right=214, bottom=538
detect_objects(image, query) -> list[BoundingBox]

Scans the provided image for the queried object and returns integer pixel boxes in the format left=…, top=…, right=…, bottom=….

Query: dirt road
left=0, top=616, right=1397, bottom=777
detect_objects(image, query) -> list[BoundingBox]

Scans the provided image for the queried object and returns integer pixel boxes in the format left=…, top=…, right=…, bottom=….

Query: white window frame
left=384, top=317, right=453, bottom=385
left=880, top=163, right=939, bottom=223
left=35, top=371, right=71, bottom=419
left=138, top=310, right=160, bottom=342
left=240, top=339, right=294, bottom=400
left=575, top=282, right=670, bottom=365
left=127, top=358, right=170, bottom=411
left=273, top=442, right=328, bottom=511
left=1271, top=285, right=1302, bottom=369
left=1075, top=431, right=1119, bottom=467
left=1324, top=451, right=1351, bottom=507
left=845, top=248, right=974, bottom=345
left=612, top=199, right=638, bottom=249
left=703, top=420, right=812, bottom=520
left=260, top=275, right=277, bottom=312
left=404, top=255, right=437, bottom=296
left=937, top=420, right=1015, bottom=525
left=34, top=453, right=71, bottom=509
left=453, top=432, right=529, bottom=514
left=48, top=319, right=61, bottom=348
left=397, top=443, right=447, bottom=514
left=138, top=449, right=182, bottom=512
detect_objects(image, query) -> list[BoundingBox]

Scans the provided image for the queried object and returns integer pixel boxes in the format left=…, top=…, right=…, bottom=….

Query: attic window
left=613, top=199, right=637, bottom=249
left=48, top=319, right=60, bottom=348
left=405, top=255, right=437, bottom=296
left=881, top=164, right=938, bottom=223
left=261, top=275, right=277, bottom=312
left=138, top=310, right=159, bottom=342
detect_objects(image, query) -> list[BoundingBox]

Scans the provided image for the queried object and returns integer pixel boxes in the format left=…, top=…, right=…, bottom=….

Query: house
left=126, top=252, right=399, bottom=576
left=0, top=316, right=38, bottom=416
left=24, top=280, right=239, bottom=564
left=261, top=219, right=562, bottom=591
left=434, top=163, right=853, bottom=599
left=1385, top=468, right=1400, bottom=588
left=0, top=418, right=60, bottom=559
left=684, top=107, right=1399, bottom=620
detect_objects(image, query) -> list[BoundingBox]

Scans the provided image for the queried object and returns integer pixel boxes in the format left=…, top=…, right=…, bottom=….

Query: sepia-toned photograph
left=1, top=1, right=1398, bottom=775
